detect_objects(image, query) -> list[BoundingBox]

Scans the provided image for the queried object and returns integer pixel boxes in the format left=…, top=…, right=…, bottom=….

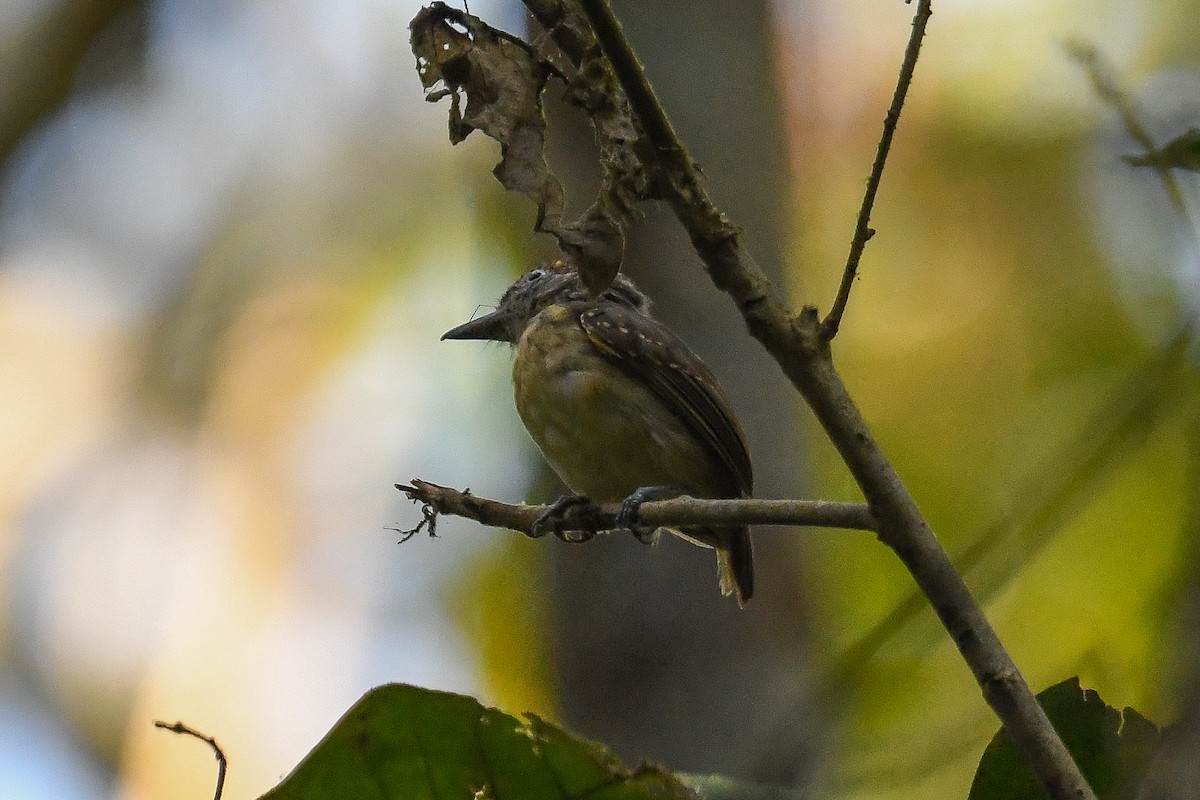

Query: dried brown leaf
left=411, top=3, right=565, bottom=235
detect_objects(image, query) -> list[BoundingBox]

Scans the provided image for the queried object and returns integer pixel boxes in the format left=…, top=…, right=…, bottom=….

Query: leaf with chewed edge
left=969, top=677, right=1161, bottom=800
left=259, top=683, right=698, bottom=800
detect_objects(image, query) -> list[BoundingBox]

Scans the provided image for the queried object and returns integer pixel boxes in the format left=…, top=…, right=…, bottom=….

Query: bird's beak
left=441, top=309, right=510, bottom=342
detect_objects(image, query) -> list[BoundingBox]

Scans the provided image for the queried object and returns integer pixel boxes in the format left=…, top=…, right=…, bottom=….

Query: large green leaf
left=260, top=683, right=698, bottom=800
left=969, top=677, right=1161, bottom=800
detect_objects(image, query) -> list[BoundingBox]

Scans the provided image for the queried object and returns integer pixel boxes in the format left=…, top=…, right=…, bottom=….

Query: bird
left=442, top=261, right=755, bottom=605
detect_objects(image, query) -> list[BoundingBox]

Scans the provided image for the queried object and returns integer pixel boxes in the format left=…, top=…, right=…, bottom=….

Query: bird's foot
left=616, top=485, right=689, bottom=544
left=531, top=493, right=597, bottom=543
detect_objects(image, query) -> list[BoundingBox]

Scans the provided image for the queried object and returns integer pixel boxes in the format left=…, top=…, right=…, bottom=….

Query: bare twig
left=1065, top=40, right=1187, bottom=214
left=568, top=2, right=1095, bottom=798
left=154, top=720, right=227, bottom=800
left=822, top=0, right=933, bottom=341
left=396, top=480, right=876, bottom=535
left=1067, top=39, right=1200, bottom=270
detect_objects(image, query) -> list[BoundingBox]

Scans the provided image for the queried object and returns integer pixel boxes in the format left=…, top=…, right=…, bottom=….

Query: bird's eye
left=525, top=268, right=546, bottom=283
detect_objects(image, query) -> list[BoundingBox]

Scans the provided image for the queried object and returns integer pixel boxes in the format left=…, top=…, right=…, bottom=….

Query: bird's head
left=442, top=261, right=649, bottom=343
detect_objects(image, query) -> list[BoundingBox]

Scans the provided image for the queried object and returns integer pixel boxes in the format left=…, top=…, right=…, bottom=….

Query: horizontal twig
left=395, top=479, right=875, bottom=537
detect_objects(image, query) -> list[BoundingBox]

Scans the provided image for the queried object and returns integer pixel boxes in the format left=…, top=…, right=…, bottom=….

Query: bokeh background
left=1, top=1, right=1198, bottom=798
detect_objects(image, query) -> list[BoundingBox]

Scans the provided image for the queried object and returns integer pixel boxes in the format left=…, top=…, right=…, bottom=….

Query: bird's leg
left=617, top=485, right=691, bottom=544
left=531, top=493, right=597, bottom=542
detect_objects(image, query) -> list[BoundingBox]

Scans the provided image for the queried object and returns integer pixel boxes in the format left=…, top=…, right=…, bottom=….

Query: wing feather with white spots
left=578, top=303, right=752, bottom=498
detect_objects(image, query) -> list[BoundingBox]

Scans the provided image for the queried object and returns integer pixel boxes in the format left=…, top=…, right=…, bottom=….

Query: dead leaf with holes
left=411, top=3, right=565, bottom=236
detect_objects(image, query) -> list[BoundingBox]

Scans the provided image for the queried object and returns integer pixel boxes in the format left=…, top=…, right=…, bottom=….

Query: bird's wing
left=579, top=303, right=753, bottom=497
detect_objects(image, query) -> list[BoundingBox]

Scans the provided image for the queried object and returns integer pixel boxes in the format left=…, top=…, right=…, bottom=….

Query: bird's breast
left=512, top=306, right=725, bottom=500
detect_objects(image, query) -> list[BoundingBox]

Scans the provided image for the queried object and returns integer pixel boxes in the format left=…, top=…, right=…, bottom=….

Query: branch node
left=154, top=720, right=227, bottom=800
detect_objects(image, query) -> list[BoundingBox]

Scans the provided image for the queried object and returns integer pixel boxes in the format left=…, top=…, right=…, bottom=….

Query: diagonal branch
left=1065, top=40, right=1188, bottom=215
left=571, top=1, right=1095, bottom=798
left=822, top=0, right=933, bottom=341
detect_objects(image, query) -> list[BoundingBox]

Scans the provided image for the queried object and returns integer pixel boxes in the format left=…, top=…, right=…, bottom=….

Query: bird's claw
left=617, top=485, right=686, bottom=544
left=531, top=494, right=596, bottom=542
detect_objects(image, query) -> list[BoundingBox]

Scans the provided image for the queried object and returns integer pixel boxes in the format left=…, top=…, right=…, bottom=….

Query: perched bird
left=443, top=261, right=755, bottom=604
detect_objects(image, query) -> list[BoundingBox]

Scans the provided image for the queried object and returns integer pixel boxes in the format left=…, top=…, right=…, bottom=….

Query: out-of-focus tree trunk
left=541, top=0, right=825, bottom=784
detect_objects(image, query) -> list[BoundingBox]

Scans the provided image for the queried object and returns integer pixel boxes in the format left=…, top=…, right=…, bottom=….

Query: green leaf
left=259, top=683, right=698, bottom=800
left=968, top=677, right=1161, bottom=800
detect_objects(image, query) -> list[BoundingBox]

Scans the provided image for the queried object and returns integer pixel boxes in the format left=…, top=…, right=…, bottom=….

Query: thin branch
left=1065, top=40, right=1186, bottom=214
left=154, top=720, right=227, bottom=800
left=396, top=480, right=876, bottom=536
left=822, top=0, right=933, bottom=341
left=1067, top=39, right=1200, bottom=267
left=567, top=2, right=1095, bottom=798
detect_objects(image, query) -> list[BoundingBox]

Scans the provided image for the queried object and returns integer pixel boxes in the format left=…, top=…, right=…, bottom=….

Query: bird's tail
left=716, top=526, right=755, bottom=606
